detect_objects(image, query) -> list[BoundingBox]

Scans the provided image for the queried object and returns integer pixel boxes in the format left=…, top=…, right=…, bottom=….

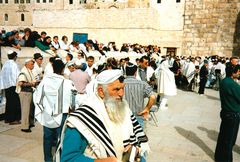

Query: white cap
left=7, top=50, right=14, bottom=55
left=24, top=58, right=34, bottom=64
left=96, top=69, right=122, bottom=85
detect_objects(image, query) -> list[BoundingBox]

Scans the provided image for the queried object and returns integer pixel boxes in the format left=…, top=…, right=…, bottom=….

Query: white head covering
left=25, top=58, right=34, bottom=64
left=7, top=50, right=14, bottom=55
left=74, top=59, right=83, bottom=66
left=96, top=69, right=122, bottom=85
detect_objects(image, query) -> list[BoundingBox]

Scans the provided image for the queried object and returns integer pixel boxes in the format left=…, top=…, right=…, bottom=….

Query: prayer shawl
left=16, top=66, right=35, bottom=93
left=32, top=62, right=43, bottom=80
left=182, top=61, right=196, bottom=83
left=56, top=94, right=149, bottom=161
left=136, top=66, right=154, bottom=82
left=33, top=73, right=76, bottom=128
left=155, top=60, right=177, bottom=96
left=0, top=60, right=20, bottom=90
left=44, top=62, right=54, bottom=77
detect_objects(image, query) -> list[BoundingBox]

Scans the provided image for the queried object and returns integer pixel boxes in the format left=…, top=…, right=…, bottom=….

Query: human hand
left=94, top=156, right=121, bottom=162
left=137, top=108, right=149, bottom=119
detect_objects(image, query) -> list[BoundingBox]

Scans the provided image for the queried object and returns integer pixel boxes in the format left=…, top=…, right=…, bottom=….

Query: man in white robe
left=33, top=59, right=77, bottom=162
left=155, top=60, right=177, bottom=110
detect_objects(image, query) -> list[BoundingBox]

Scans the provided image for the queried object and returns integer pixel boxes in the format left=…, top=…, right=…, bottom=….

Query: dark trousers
left=215, top=110, right=240, bottom=162
left=43, top=114, right=67, bottom=162
left=5, top=86, right=21, bottom=122
left=198, top=78, right=207, bottom=94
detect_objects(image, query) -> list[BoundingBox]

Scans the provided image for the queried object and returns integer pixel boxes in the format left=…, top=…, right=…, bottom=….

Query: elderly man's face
left=106, top=80, right=125, bottom=100
left=101, top=80, right=126, bottom=124
left=26, top=60, right=35, bottom=70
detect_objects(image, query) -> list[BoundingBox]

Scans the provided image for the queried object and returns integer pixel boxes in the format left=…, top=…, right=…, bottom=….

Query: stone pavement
left=0, top=88, right=239, bottom=162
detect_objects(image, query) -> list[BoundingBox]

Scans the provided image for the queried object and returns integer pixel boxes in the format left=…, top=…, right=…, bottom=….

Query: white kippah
left=96, top=69, right=122, bottom=85
left=24, top=58, right=34, bottom=64
left=7, top=50, right=14, bottom=55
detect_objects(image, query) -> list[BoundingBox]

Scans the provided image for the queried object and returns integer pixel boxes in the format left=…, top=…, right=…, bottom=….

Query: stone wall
left=182, top=0, right=240, bottom=57
left=32, top=8, right=183, bottom=55
left=0, top=0, right=185, bottom=56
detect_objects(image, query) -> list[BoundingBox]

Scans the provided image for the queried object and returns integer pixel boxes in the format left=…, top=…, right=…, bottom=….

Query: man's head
left=106, top=57, right=118, bottom=69
left=53, top=36, right=58, bottom=43
left=66, top=53, right=73, bottom=62
left=96, top=70, right=126, bottom=124
left=5, top=31, right=14, bottom=40
left=13, top=30, right=19, bottom=38
left=7, top=50, right=17, bottom=60
left=226, top=64, right=240, bottom=78
left=41, top=31, right=47, bottom=39
left=126, top=63, right=137, bottom=76
left=87, top=56, right=94, bottom=67
left=24, top=28, right=31, bottom=36
left=33, top=53, right=43, bottom=66
left=230, top=56, right=239, bottom=66
left=67, top=62, right=75, bottom=72
left=139, top=56, right=149, bottom=69
left=124, top=57, right=130, bottom=64
left=62, top=35, right=68, bottom=42
left=44, top=36, right=51, bottom=44
left=232, top=65, right=240, bottom=79
left=135, top=58, right=140, bottom=65
left=203, top=59, right=208, bottom=66
left=52, top=59, right=65, bottom=75
left=25, top=59, right=35, bottom=70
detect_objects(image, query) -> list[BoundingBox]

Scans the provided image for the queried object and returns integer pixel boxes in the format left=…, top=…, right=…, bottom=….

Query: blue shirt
left=61, top=127, right=94, bottom=162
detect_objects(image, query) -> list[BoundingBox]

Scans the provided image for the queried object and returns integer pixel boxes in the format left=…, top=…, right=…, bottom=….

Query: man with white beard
left=57, top=69, right=149, bottom=162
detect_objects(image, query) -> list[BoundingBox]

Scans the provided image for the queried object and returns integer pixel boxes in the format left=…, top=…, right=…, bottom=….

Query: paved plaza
left=0, top=88, right=239, bottom=162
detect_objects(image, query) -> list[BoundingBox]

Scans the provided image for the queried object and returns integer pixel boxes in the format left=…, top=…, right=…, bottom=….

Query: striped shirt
left=124, top=76, right=154, bottom=114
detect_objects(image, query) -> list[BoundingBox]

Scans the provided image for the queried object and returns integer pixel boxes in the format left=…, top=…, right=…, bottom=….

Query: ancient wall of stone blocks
left=182, top=0, right=240, bottom=57
left=32, top=8, right=183, bottom=55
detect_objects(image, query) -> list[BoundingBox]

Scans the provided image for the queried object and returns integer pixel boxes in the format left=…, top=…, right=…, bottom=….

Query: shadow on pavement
left=175, top=126, right=214, bottom=160
left=197, top=126, right=218, bottom=141
left=198, top=126, right=240, bottom=154
left=204, top=94, right=220, bottom=101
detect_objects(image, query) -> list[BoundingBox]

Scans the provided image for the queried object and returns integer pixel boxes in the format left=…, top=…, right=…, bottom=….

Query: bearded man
left=57, top=69, right=149, bottom=162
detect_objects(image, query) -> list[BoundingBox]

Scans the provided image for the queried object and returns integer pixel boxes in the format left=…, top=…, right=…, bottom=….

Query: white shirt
left=59, top=40, right=69, bottom=50
left=32, top=62, right=43, bottom=80
left=0, top=60, right=20, bottom=89
left=85, top=64, right=97, bottom=77
left=51, top=41, right=60, bottom=50
left=79, top=44, right=89, bottom=55
left=215, top=62, right=226, bottom=77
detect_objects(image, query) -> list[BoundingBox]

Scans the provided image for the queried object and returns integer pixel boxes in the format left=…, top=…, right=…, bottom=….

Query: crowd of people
left=0, top=28, right=240, bottom=162
left=0, top=28, right=161, bottom=57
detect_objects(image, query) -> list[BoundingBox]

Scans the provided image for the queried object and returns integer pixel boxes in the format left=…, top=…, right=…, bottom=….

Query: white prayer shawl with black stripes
left=57, top=94, right=149, bottom=160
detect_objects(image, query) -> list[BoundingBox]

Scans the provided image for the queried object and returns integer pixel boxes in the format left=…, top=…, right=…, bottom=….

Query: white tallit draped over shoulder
left=155, top=60, right=177, bottom=96
left=33, top=73, right=76, bottom=128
